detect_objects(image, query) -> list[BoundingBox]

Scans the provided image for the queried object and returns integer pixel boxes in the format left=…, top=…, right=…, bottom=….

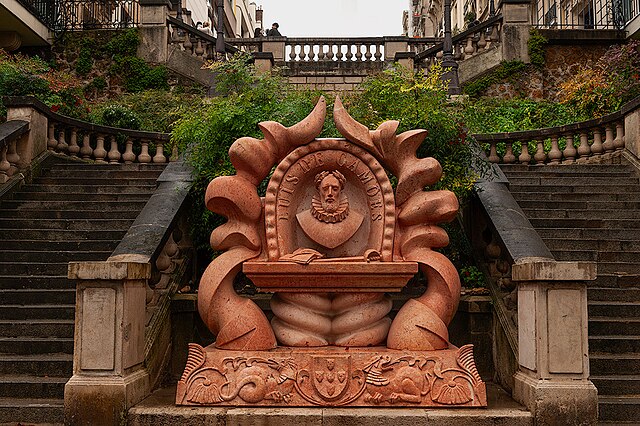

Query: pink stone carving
left=182, top=95, right=484, bottom=407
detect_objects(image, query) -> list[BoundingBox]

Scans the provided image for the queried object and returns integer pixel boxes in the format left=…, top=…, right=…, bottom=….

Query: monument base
left=176, top=344, right=487, bottom=407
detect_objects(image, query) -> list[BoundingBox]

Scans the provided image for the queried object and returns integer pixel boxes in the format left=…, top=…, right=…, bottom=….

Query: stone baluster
left=519, top=141, right=531, bottom=164
left=484, top=27, right=493, bottom=49
left=139, top=140, right=152, bottom=163
left=503, top=141, right=516, bottom=163
left=299, top=44, right=307, bottom=61
left=577, top=131, right=590, bottom=161
left=591, top=128, right=603, bottom=156
left=454, top=43, right=463, bottom=60
left=477, top=31, right=487, bottom=50
left=6, top=139, right=20, bottom=176
left=153, top=142, right=167, bottom=163
left=317, top=44, right=326, bottom=61
left=464, top=36, right=475, bottom=58
left=80, top=133, right=93, bottom=160
left=48, top=123, right=57, bottom=151
left=534, top=140, right=546, bottom=164
left=326, top=44, right=335, bottom=61
left=194, top=38, right=204, bottom=57
left=289, top=44, right=298, bottom=61
left=56, top=126, right=68, bottom=153
left=491, top=22, right=500, bottom=43
left=123, top=138, right=136, bottom=164
left=94, top=134, right=107, bottom=164
left=548, top=135, right=562, bottom=164
left=562, top=133, right=576, bottom=164
left=183, top=35, right=193, bottom=54
left=436, top=51, right=443, bottom=60
left=355, top=43, right=363, bottom=61
left=0, top=145, right=10, bottom=183
left=345, top=44, right=353, bottom=61
left=364, top=44, right=373, bottom=61
left=614, top=122, right=624, bottom=151
left=108, top=135, right=121, bottom=164
left=374, top=43, right=382, bottom=61
left=488, top=142, right=500, bottom=163
left=603, top=124, right=615, bottom=154
left=68, top=128, right=80, bottom=157
left=336, top=43, right=344, bottom=61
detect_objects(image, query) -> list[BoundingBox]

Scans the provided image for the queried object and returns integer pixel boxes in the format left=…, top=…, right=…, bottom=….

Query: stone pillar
left=394, top=51, right=416, bottom=70
left=512, top=259, right=598, bottom=426
left=6, top=104, right=48, bottom=168
left=252, top=51, right=274, bottom=74
left=262, top=37, right=286, bottom=63
left=383, top=38, right=408, bottom=62
left=501, top=0, right=532, bottom=62
left=138, top=0, right=172, bottom=64
left=625, top=108, right=640, bottom=159
left=64, top=260, right=151, bottom=426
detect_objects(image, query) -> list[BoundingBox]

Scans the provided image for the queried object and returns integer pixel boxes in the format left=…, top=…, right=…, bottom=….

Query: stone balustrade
left=0, top=120, right=29, bottom=184
left=473, top=95, right=640, bottom=165
left=415, top=14, right=503, bottom=68
left=167, top=15, right=238, bottom=60
left=3, top=96, right=173, bottom=166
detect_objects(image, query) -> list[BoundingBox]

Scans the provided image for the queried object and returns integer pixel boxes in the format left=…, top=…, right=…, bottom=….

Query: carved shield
left=311, top=355, right=350, bottom=401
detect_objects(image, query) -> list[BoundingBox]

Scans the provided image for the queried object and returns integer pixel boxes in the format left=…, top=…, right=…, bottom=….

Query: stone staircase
left=501, top=162, right=640, bottom=424
left=0, top=158, right=164, bottom=424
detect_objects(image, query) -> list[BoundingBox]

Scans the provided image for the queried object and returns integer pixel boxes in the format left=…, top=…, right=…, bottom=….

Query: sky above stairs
left=261, top=0, right=406, bottom=37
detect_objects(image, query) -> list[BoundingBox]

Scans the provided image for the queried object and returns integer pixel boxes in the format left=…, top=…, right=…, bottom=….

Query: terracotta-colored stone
left=181, top=95, right=484, bottom=408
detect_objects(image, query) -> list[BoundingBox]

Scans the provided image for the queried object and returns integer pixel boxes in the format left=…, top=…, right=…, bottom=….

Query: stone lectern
left=176, top=96, right=487, bottom=407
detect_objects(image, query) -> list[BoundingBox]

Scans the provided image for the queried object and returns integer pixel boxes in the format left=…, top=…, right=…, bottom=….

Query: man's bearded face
left=320, top=175, right=341, bottom=213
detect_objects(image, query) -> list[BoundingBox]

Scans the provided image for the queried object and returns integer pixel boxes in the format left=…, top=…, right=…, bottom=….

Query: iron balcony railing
left=534, top=0, right=640, bottom=29
left=14, top=0, right=140, bottom=32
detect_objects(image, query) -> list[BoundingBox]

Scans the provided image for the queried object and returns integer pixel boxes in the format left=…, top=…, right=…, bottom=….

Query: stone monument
left=176, top=96, right=487, bottom=407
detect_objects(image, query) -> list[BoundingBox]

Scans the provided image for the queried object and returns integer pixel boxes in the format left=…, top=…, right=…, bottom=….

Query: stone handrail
left=0, top=120, right=29, bottom=183
left=167, top=15, right=238, bottom=60
left=65, top=159, right=194, bottom=424
left=415, top=14, right=503, bottom=66
left=473, top=95, right=640, bottom=164
left=3, top=96, right=173, bottom=165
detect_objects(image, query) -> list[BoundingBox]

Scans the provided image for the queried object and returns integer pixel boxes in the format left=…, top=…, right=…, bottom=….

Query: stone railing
left=415, top=14, right=503, bottom=67
left=473, top=95, right=640, bottom=165
left=3, top=97, right=174, bottom=165
left=468, top=152, right=598, bottom=424
left=65, top=159, right=194, bottom=425
left=0, top=120, right=30, bottom=184
left=167, top=15, right=238, bottom=60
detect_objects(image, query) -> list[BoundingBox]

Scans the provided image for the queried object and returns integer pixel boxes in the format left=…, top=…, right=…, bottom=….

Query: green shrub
left=104, top=28, right=140, bottom=57
left=91, top=104, right=141, bottom=129
left=112, top=56, right=169, bottom=92
left=527, top=29, right=548, bottom=68
left=75, top=37, right=95, bottom=75
left=463, top=60, right=526, bottom=97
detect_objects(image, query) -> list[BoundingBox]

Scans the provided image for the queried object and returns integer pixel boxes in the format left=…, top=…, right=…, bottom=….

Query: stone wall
left=281, top=61, right=384, bottom=93
left=482, top=43, right=616, bottom=101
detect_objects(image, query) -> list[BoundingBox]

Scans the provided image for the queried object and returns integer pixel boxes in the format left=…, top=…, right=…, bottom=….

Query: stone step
left=586, top=274, right=640, bottom=289
left=531, top=218, right=640, bottom=229
left=0, top=250, right=112, bottom=263
left=523, top=208, right=640, bottom=220
left=0, top=200, right=148, bottom=211
left=13, top=191, right=152, bottom=202
left=0, top=289, right=75, bottom=305
left=508, top=176, right=640, bottom=186
left=598, top=396, right=640, bottom=422
left=0, top=337, right=73, bottom=355
left=0, top=218, right=134, bottom=231
left=0, top=262, right=71, bottom=276
left=589, top=336, right=640, bottom=353
left=509, top=184, right=640, bottom=194
left=34, top=176, right=159, bottom=186
left=0, top=305, right=75, bottom=321
left=0, top=353, right=72, bottom=376
left=500, top=164, right=634, bottom=173
left=590, top=353, right=640, bottom=376
left=0, top=319, right=74, bottom=338
left=0, top=397, right=63, bottom=424
left=516, top=199, right=640, bottom=210
left=41, top=169, right=162, bottom=179
left=588, top=301, right=640, bottom=317
left=511, top=192, right=640, bottom=202
left=20, top=183, right=157, bottom=194
left=0, top=276, right=74, bottom=290
left=591, top=375, right=640, bottom=396
left=0, top=239, right=118, bottom=251
left=505, top=170, right=635, bottom=179
left=46, top=162, right=165, bottom=171
left=589, top=317, right=640, bottom=336
left=543, top=238, right=640, bottom=252
left=598, top=262, right=640, bottom=275
left=588, top=287, right=640, bottom=302
left=536, top=228, right=640, bottom=240
left=0, top=228, right=127, bottom=241
left=0, top=375, right=67, bottom=399
left=0, top=208, right=141, bottom=220
left=551, top=250, right=640, bottom=263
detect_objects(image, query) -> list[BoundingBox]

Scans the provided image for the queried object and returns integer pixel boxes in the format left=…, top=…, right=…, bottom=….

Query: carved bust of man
left=296, top=170, right=364, bottom=250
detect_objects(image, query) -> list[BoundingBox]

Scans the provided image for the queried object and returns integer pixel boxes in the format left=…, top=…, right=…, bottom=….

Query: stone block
left=502, top=4, right=530, bottom=23
left=6, top=106, right=47, bottom=167
left=326, top=76, right=346, bottom=84
left=288, top=76, right=306, bottom=84
left=323, top=408, right=426, bottom=426
left=625, top=110, right=640, bottom=159
left=335, top=83, right=354, bottom=92
left=227, top=408, right=323, bottom=426
left=344, top=77, right=363, bottom=84
left=512, top=259, right=596, bottom=281
left=80, top=287, right=116, bottom=371
left=384, top=41, right=408, bottom=60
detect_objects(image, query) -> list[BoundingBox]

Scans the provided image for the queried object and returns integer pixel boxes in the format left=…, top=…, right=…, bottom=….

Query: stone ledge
left=512, top=259, right=596, bottom=281
left=129, top=383, right=532, bottom=426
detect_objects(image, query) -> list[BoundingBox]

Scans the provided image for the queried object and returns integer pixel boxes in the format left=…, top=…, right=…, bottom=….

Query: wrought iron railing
left=534, top=0, right=640, bottom=29
left=15, top=0, right=140, bottom=32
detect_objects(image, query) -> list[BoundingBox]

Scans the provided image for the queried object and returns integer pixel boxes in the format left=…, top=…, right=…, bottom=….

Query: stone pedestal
left=138, top=0, right=172, bottom=64
left=394, top=52, right=416, bottom=70
left=64, top=260, right=151, bottom=426
left=501, top=0, right=533, bottom=63
left=384, top=38, right=408, bottom=61
left=177, top=345, right=487, bottom=407
left=512, top=259, right=598, bottom=426
left=252, top=52, right=274, bottom=75
left=262, top=38, right=286, bottom=63
left=6, top=103, right=48, bottom=168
